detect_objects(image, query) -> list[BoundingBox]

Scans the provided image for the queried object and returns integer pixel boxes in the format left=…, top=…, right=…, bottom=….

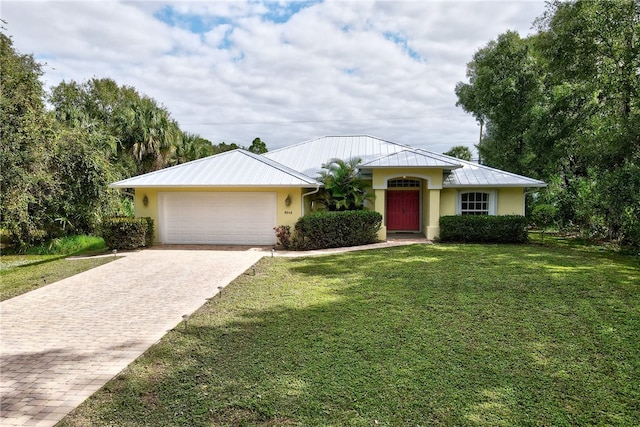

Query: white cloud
left=2, top=0, right=547, bottom=154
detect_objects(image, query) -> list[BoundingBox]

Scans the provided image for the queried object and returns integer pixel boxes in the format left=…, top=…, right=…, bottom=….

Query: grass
left=528, top=230, right=639, bottom=256
left=24, top=234, right=107, bottom=255
left=0, top=235, right=113, bottom=301
left=58, top=243, right=640, bottom=426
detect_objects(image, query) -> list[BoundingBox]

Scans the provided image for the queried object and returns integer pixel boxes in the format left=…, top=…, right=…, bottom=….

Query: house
left=110, top=135, right=546, bottom=245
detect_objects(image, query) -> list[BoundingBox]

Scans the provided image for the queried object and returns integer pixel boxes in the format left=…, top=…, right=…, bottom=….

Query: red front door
left=387, top=190, right=420, bottom=231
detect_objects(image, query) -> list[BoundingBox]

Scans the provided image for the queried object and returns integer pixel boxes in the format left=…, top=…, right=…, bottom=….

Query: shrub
left=290, top=210, right=382, bottom=250
left=142, top=217, right=155, bottom=247
left=102, top=217, right=151, bottom=250
left=439, top=215, right=528, bottom=243
left=531, top=204, right=559, bottom=242
left=273, top=225, right=291, bottom=249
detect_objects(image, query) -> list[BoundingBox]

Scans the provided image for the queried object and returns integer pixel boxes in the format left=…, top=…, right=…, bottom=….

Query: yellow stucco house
left=110, top=135, right=546, bottom=245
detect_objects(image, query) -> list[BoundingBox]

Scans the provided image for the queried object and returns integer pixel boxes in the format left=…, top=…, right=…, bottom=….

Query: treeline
left=0, top=32, right=266, bottom=248
left=456, top=0, right=639, bottom=247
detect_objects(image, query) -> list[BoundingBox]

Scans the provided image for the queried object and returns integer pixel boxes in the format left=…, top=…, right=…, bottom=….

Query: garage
left=158, top=192, right=277, bottom=245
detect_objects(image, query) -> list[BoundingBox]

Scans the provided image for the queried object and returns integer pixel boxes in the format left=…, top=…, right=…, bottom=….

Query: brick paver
left=0, top=248, right=265, bottom=426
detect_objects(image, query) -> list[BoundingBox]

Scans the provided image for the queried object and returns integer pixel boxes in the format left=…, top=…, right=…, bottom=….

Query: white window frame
left=456, top=190, right=497, bottom=215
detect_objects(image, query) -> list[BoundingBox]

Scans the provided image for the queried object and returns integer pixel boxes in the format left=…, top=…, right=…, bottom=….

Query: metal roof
left=109, top=135, right=546, bottom=189
left=264, top=135, right=423, bottom=177
left=361, top=149, right=461, bottom=168
left=266, top=135, right=543, bottom=187
left=442, top=158, right=547, bottom=188
left=109, top=149, right=321, bottom=188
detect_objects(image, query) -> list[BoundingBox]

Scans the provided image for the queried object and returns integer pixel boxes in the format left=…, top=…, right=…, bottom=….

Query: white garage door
left=159, top=192, right=277, bottom=245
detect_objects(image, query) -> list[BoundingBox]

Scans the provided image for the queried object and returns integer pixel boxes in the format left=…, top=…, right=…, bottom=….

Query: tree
left=534, top=0, right=640, bottom=241
left=531, top=204, right=559, bottom=242
left=443, top=146, right=472, bottom=161
left=455, top=30, right=542, bottom=176
left=172, top=132, right=213, bottom=165
left=317, top=158, right=374, bottom=211
left=0, top=32, right=61, bottom=246
left=211, top=142, right=240, bottom=154
left=247, top=137, right=268, bottom=154
left=50, top=77, right=183, bottom=175
left=455, top=0, right=640, bottom=245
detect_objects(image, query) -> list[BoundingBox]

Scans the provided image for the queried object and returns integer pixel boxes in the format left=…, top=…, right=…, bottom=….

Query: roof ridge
left=240, top=150, right=319, bottom=184
left=361, top=147, right=462, bottom=168
left=266, top=135, right=414, bottom=156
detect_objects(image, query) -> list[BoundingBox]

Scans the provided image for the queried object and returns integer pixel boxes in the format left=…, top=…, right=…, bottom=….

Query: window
left=459, top=192, right=493, bottom=215
left=388, top=179, right=420, bottom=188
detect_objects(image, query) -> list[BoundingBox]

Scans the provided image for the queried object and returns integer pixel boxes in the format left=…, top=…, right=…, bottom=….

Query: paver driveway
left=0, top=247, right=265, bottom=427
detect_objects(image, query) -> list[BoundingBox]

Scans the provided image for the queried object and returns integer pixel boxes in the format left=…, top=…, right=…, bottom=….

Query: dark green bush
left=102, top=217, right=151, bottom=250
left=290, top=210, right=382, bottom=250
left=142, top=217, right=155, bottom=247
left=439, top=215, right=528, bottom=243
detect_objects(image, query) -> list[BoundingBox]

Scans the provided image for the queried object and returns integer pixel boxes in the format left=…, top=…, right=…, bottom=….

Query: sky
left=2, top=0, right=547, bottom=155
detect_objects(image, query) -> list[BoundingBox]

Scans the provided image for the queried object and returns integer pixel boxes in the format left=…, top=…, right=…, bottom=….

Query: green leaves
left=455, top=0, right=640, bottom=246
left=443, top=145, right=472, bottom=161
left=317, top=157, right=374, bottom=211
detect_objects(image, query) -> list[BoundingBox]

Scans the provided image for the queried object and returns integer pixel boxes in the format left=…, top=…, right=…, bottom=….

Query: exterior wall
left=497, top=188, right=526, bottom=215
left=371, top=168, right=444, bottom=240
left=373, top=189, right=387, bottom=240
left=438, top=187, right=526, bottom=218
left=134, top=187, right=304, bottom=243
left=371, top=168, right=443, bottom=190
left=439, top=188, right=457, bottom=216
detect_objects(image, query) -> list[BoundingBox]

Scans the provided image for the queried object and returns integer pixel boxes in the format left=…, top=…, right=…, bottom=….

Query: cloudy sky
left=2, top=0, right=546, bottom=155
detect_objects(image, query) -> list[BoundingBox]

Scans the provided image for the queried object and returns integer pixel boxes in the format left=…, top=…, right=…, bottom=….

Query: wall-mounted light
left=143, top=195, right=149, bottom=206
left=285, top=195, right=291, bottom=206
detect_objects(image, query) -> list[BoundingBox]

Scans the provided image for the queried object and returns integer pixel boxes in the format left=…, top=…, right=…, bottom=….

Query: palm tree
left=317, top=157, right=374, bottom=211
left=172, top=132, right=213, bottom=165
left=116, top=98, right=179, bottom=173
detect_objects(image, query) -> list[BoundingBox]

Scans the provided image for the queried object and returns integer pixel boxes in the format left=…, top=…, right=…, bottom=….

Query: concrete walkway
left=0, top=248, right=265, bottom=427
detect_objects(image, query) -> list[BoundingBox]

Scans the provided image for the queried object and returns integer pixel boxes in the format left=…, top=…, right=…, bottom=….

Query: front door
left=386, top=190, right=420, bottom=231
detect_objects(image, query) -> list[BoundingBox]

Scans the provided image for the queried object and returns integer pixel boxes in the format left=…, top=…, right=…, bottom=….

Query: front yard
left=0, top=255, right=114, bottom=301
left=60, top=244, right=639, bottom=426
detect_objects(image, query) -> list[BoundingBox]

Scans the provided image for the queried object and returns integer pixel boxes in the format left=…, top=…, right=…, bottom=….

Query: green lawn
left=0, top=255, right=114, bottom=301
left=60, top=244, right=639, bottom=426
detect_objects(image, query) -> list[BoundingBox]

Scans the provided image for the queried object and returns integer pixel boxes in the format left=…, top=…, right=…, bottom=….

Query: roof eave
left=443, top=183, right=547, bottom=188
left=364, top=165, right=463, bottom=170
left=110, top=183, right=322, bottom=189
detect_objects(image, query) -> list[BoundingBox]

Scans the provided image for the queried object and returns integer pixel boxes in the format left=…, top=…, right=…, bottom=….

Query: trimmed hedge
left=102, top=217, right=154, bottom=250
left=290, top=210, right=382, bottom=250
left=439, top=215, right=528, bottom=243
left=142, top=217, right=155, bottom=247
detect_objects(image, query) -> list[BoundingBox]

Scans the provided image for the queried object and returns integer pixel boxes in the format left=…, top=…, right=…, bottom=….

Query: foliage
left=1, top=33, right=216, bottom=250
left=247, top=137, right=268, bottom=154
left=273, top=225, right=291, bottom=248
left=439, top=215, right=529, bottom=243
left=0, top=32, right=58, bottom=247
left=531, top=204, right=559, bottom=241
left=443, top=145, right=472, bottom=161
left=142, top=217, right=155, bottom=247
left=455, top=0, right=640, bottom=247
left=210, top=141, right=240, bottom=154
left=171, top=132, right=213, bottom=165
left=290, top=210, right=382, bottom=250
left=455, top=30, right=541, bottom=176
left=50, top=77, right=183, bottom=175
left=101, top=217, right=150, bottom=250
left=317, top=157, right=374, bottom=211
left=58, top=245, right=640, bottom=426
